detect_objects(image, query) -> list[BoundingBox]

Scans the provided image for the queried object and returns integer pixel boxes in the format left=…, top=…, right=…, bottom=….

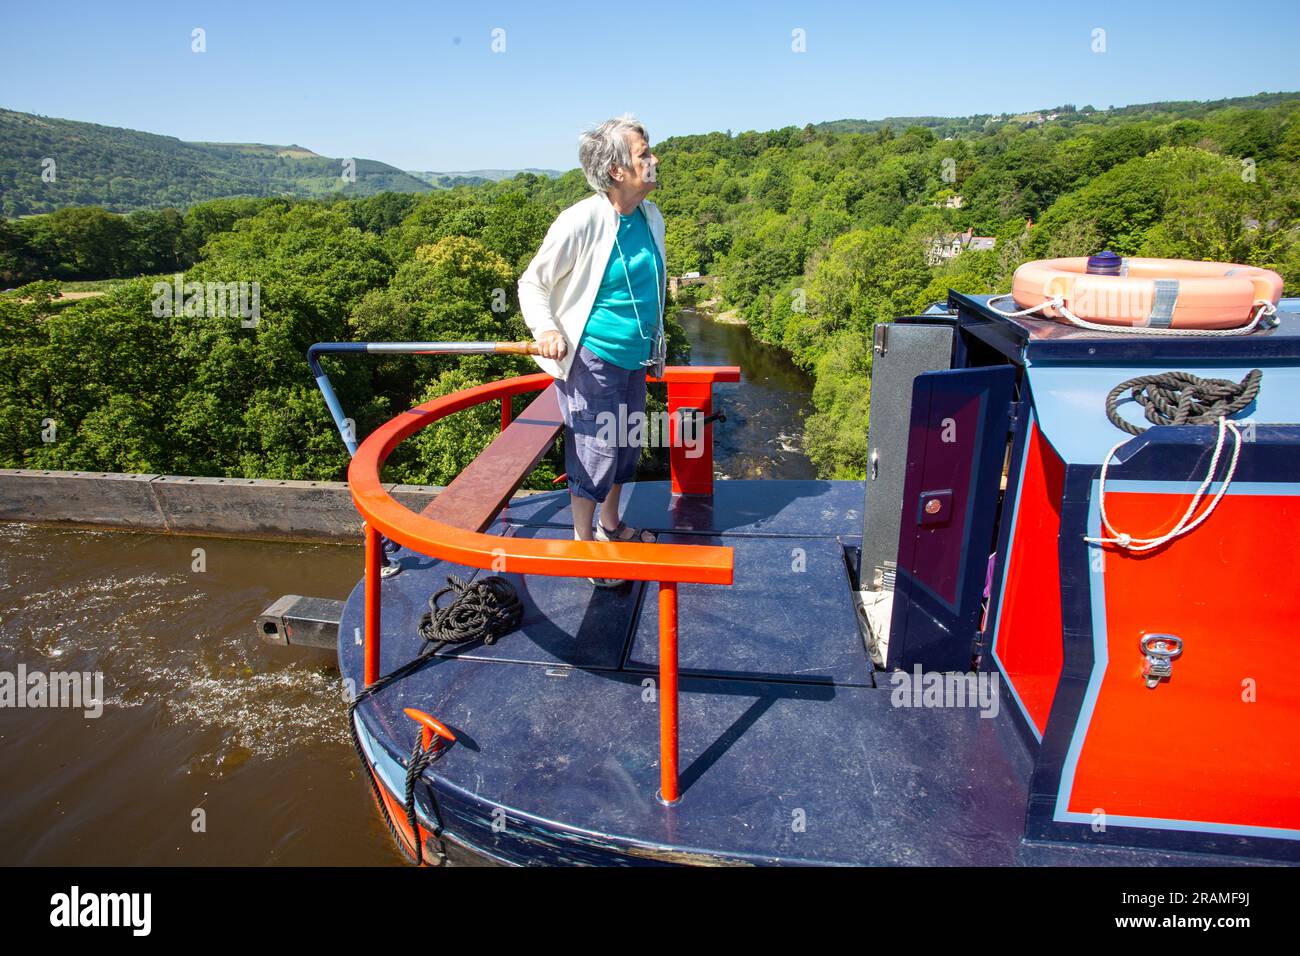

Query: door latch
left=1140, top=634, right=1183, bottom=689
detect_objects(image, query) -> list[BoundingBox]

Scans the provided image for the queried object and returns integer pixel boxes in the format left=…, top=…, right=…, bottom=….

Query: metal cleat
left=1141, top=634, right=1183, bottom=689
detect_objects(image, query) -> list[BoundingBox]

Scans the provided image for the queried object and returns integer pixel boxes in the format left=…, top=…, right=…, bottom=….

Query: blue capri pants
left=555, top=345, right=647, bottom=503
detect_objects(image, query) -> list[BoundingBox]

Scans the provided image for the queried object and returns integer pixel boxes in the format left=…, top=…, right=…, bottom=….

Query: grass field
left=58, top=274, right=173, bottom=293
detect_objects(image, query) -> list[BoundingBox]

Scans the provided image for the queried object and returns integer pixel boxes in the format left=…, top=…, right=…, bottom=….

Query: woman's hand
left=537, top=330, right=568, bottom=360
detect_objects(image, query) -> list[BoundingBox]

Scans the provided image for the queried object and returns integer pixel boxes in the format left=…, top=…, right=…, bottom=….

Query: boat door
left=886, top=364, right=1016, bottom=672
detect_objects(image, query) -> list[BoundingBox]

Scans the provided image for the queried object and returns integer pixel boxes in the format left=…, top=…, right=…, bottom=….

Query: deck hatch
left=623, top=533, right=873, bottom=687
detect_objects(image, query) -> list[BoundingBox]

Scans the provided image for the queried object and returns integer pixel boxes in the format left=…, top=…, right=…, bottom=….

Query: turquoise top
left=580, top=206, right=661, bottom=370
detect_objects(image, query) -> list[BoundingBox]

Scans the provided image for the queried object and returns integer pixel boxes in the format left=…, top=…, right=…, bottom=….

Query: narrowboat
left=298, top=283, right=1300, bottom=866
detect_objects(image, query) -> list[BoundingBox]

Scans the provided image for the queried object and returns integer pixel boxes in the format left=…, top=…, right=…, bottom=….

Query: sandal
left=595, top=520, right=657, bottom=544
left=575, top=527, right=629, bottom=587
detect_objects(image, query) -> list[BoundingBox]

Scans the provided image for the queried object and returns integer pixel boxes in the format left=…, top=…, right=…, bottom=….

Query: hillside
left=0, top=109, right=434, bottom=215
left=11, top=92, right=1292, bottom=217
left=407, top=168, right=563, bottom=188
left=815, top=90, right=1300, bottom=138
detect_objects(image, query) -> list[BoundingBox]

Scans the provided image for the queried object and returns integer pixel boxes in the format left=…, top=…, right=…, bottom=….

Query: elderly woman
left=518, top=114, right=665, bottom=584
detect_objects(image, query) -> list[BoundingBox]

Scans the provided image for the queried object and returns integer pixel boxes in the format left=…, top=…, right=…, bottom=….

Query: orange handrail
left=348, top=372, right=736, bottom=586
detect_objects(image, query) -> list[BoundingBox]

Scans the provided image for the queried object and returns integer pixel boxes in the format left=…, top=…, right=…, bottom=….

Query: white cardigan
left=517, top=192, right=666, bottom=380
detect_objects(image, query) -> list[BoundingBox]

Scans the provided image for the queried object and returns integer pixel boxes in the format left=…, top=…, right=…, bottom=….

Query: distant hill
left=407, top=168, right=564, bottom=188
left=816, top=90, right=1300, bottom=138
left=0, top=109, right=435, bottom=216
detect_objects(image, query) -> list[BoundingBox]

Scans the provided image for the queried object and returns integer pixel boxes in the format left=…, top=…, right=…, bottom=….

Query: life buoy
left=1011, top=257, right=1284, bottom=330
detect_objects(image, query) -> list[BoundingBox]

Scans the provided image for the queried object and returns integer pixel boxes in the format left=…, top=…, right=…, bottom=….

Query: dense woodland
left=2, top=93, right=1298, bottom=482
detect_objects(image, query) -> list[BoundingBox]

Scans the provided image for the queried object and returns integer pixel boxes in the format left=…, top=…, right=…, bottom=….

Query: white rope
left=986, top=293, right=1277, bottom=336
left=982, top=293, right=1057, bottom=318
left=1083, top=416, right=1242, bottom=552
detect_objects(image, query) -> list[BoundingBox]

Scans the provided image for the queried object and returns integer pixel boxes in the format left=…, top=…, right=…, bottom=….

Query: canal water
left=0, top=523, right=388, bottom=864
left=0, top=312, right=814, bottom=865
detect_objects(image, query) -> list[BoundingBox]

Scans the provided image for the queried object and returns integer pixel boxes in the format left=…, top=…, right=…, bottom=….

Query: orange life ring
left=1011, top=257, right=1284, bottom=330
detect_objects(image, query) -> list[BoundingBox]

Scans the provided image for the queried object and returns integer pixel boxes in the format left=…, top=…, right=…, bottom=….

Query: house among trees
left=927, top=227, right=997, bottom=265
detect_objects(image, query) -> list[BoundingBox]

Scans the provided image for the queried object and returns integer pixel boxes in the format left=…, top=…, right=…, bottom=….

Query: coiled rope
left=1083, top=371, right=1261, bottom=552
left=1103, top=369, right=1262, bottom=437
left=418, top=574, right=523, bottom=646
left=346, top=573, right=523, bottom=865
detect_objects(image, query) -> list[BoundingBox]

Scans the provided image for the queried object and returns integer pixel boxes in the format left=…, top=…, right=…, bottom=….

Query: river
left=0, top=311, right=815, bottom=865
left=676, top=305, right=816, bottom=479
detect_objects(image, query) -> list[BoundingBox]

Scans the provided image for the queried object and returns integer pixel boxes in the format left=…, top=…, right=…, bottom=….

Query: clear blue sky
left=3, top=0, right=1298, bottom=171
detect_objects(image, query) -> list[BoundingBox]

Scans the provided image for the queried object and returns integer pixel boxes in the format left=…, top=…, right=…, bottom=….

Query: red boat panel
left=994, top=424, right=1066, bottom=736
left=1066, top=490, right=1300, bottom=832
left=372, top=766, right=438, bottom=865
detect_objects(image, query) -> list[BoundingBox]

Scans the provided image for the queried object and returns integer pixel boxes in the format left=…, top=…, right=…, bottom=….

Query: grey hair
left=578, top=114, right=648, bottom=193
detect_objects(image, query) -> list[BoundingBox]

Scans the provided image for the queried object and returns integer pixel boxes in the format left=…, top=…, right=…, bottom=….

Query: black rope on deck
left=345, top=573, right=523, bottom=866
left=1104, top=369, right=1262, bottom=436
left=417, top=574, right=523, bottom=647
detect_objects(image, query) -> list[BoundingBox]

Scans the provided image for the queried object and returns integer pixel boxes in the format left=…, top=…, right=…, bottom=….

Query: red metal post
left=666, top=380, right=715, bottom=496
left=501, top=395, right=512, bottom=432
left=364, top=522, right=381, bottom=687
left=658, top=581, right=680, bottom=805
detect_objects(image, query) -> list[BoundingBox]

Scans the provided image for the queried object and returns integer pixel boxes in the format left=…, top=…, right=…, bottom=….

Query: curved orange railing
left=345, top=367, right=739, bottom=805
left=348, top=372, right=734, bottom=585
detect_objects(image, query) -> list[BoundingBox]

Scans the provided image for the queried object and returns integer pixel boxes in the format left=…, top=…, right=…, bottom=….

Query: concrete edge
left=0, top=468, right=540, bottom=542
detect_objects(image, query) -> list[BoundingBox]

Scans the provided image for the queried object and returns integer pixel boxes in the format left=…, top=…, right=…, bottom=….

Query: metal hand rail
left=308, top=340, right=542, bottom=455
